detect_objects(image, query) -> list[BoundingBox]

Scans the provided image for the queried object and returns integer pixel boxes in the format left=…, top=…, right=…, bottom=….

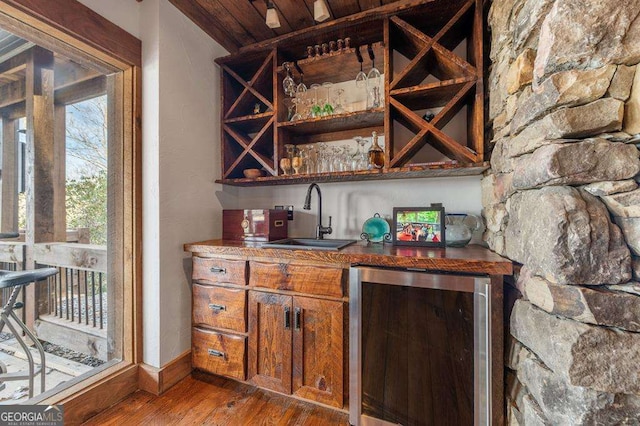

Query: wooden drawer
left=249, top=261, right=344, bottom=298
left=192, top=257, right=247, bottom=286
left=192, top=328, right=246, bottom=380
left=192, top=284, right=246, bottom=333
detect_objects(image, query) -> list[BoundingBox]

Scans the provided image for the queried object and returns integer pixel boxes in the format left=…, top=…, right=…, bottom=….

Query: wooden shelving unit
left=277, top=109, right=384, bottom=134
left=215, top=0, right=485, bottom=185
left=220, top=51, right=277, bottom=179
left=385, top=0, right=483, bottom=169
left=216, top=162, right=489, bottom=186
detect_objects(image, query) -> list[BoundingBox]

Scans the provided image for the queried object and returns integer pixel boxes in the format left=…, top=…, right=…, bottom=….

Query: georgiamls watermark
left=0, top=405, right=63, bottom=426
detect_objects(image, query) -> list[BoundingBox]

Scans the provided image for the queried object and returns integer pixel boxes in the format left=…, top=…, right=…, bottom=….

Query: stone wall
left=484, top=0, right=640, bottom=423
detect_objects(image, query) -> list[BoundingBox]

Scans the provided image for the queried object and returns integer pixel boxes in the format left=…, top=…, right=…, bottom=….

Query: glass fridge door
left=349, top=267, right=491, bottom=426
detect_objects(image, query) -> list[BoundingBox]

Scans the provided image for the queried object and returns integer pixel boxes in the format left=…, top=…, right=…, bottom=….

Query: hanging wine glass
left=366, top=45, right=381, bottom=88
left=366, top=44, right=382, bottom=109
left=355, top=46, right=367, bottom=89
left=282, top=62, right=295, bottom=97
left=295, top=70, right=307, bottom=95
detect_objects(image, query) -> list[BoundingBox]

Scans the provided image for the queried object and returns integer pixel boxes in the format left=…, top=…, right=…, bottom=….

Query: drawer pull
left=208, top=349, right=225, bottom=358
left=294, top=307, right=301, bottom=331
left=284, top=306, right=291, bottom=330
left=209, top=303, right=226, bottom=312
left=210, top=267, right=227, bottom=274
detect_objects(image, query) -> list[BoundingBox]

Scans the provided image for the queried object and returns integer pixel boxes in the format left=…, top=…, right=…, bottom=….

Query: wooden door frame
left=0, top=0, right=142, bottom=423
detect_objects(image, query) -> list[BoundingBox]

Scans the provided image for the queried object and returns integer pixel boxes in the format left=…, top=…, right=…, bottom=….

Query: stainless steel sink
left=262, top=238, right=357, bottom=251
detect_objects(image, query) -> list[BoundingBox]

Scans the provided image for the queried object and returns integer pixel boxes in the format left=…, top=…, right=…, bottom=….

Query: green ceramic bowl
left=362, top=213, right=390, bottom=243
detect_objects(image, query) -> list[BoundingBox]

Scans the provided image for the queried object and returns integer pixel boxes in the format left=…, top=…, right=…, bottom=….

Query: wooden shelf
left=215, top=162, right=489, bottom=186
left=278, top=42, right=385, bottom=84
left=277, top=108, right=384, bottom=135
left=390, top=77, right=476, bottom=110
left=224, top=112, right=274, bottom=132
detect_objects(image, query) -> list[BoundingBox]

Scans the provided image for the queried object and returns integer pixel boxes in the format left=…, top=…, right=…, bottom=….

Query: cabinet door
left=292, top=296, right=344, bottom=408
left=247, top=290, right=292, bottom=394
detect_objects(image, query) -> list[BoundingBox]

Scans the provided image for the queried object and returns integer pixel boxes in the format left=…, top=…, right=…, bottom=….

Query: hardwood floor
left=83, top=372, right=349, bottom=425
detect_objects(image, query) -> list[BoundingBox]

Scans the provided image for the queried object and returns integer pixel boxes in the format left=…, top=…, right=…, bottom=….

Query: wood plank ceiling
left=167, top=0, right=403, bottom=53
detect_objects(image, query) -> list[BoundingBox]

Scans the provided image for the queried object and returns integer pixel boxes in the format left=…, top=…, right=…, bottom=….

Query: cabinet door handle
left=210, top=267, right=226, bottom=274
left=294, top=307, right=301, bottom=331
left=209, top=303, right=226, bottom=312
left=284, top=306, right=291, bottom=330
left=208, top=349, right=225, bottom=358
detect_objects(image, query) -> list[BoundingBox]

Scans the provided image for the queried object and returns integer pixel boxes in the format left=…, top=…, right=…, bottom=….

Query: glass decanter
left=367, top=131, right=384, bottom=169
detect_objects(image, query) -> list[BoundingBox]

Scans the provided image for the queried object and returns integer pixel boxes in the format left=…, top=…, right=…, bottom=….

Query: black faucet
left=303, top=183, right=332, bottom=239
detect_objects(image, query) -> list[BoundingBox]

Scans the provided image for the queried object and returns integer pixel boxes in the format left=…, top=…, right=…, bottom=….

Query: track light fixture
left=266, top=0, right=281, bottom=29
left=314, top=0, right=330, bottom=22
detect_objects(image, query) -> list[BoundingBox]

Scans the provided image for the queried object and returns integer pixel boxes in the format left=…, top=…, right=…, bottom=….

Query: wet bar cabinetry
left=216, top=0, right=488, bottom=186
left=186, top=240, right=512, bottom=424
left=190, top=255, right=347, bottom=408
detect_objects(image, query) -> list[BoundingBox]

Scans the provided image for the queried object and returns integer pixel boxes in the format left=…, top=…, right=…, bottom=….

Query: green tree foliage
left=65, top=96, right=108, bottom=245
left=66, top=171, right=107, bottom=245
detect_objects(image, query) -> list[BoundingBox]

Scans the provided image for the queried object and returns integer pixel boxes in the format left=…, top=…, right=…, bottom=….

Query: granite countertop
left=184, top=239, right=513, bottom=276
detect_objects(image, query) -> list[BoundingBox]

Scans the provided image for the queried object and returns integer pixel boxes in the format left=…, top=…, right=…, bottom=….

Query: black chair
left=0, top=267, right=58, bottom=398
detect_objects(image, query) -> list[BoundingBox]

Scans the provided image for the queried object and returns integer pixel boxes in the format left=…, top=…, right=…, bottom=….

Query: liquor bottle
left=367, top=131, right=384, bottom=169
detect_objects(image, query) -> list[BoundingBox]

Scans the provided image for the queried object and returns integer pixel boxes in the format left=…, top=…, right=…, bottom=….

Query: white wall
left=80, top=0, right=227, bottom=368
left=218, top=177, right=483, bottom=241
left=154, top=0, right=227, bottom=366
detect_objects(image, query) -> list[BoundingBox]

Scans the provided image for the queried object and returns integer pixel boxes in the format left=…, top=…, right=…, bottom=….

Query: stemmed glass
left=321, top=82, right=334, bottom=116
left=306, top=144, right=317, bottom=174
left=282, top=62, right=296, bottom=96
left=367, top=45, right=382, bottom=109
left=333, top=88, right=345, bottom=114
left=292, top=155, right=303, bottom=174
left=296, top=73, right=307, bottom=95
left=352, top=136, right=369, bottom=170
left=355, top=47, right=367, bottom=89
left=330, top=146, right=342, bottom=172
left=280, top=157, right=292, bottom=175
left=316, top=143, right=330, bottom=173
left=290, top=95, right=303, bottom=121
left=366, top=45, right=381, bottom=88
left=339, top=146, right=353, bottom=171
left=309, top=84, right=322, bottom=118
left=283, top=98, right=295, bottom=121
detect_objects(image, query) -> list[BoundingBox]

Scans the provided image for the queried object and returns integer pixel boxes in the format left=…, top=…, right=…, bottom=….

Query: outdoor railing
left=0, top=242, right=25, bottom=318
left=43, top=266, right=107, bottom=329
left=33, top=242, right=107, bottom=330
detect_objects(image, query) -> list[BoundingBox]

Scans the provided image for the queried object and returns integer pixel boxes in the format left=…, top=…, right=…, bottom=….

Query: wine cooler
left=349, top=267, right=491, bottom=426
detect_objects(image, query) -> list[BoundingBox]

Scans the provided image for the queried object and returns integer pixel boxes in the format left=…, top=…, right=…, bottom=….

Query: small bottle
left=367, top=131, right=384, bottom=169
left=423, top=110, right=435, bottom=122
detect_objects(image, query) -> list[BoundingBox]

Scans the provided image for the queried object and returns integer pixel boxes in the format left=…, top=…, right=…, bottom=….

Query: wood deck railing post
left=24, top=45, right=59, bottom=330
left=1, top=117, right=19, bottom=233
